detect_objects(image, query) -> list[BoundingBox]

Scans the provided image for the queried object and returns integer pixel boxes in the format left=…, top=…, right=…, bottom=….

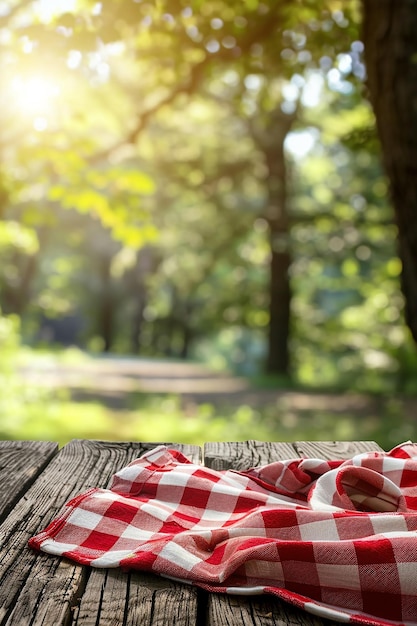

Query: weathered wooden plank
left=293, top=440, right=382, bottom=460
left=207, top=593, right=327, bottom=626
left=204, top=441, right=379, bottom=626
left=0, top=440, right=200, bottom=626
left=0, top=440, right=57, bottom=524
left=2, top=554, right=89, bottom=626
left=73, top=570, right=199, bottom=626
left=127, top=572, right=198, bottom=626
left=204, top=440, right=297, bottom=471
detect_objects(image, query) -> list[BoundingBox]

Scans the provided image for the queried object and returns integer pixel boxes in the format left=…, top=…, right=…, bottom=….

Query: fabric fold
left=29, top=442, right=417, bottom=626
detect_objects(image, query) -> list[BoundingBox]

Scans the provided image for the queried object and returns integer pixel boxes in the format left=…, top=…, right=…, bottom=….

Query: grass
left=2, top=346, right=416, bottom=451
left=2, top=386, right=416, bottom=451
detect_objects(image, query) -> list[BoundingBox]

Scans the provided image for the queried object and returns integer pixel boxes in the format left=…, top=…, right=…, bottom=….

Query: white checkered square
left=68, top=509, right=102, bottom=531
left=157, top=541, right=201, bottom=572
left=298, top=516, right=340, bottom=541
left=316, top=563, right=361, bottom=591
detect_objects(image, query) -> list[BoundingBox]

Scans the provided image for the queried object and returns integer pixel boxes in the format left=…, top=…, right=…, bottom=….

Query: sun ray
left=11, top=75, right=60, bottom=117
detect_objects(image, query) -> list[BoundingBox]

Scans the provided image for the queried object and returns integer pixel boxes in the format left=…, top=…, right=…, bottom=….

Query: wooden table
left=0, top=439, right=383, bottom=625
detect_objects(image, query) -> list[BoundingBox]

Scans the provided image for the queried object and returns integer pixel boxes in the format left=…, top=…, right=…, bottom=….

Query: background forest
left=1, top=0, right=417, bottom=448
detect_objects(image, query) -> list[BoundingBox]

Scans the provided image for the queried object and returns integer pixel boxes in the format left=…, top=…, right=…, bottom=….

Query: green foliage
left=0, top=0, right=416, bottom=419
left=0, top=314, right=58, bottom=439
left=0, top=221, right=38, bottom=253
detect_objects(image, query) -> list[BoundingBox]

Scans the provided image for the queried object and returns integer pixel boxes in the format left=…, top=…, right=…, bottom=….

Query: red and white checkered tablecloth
left=29, top=442, right=417, bottom=625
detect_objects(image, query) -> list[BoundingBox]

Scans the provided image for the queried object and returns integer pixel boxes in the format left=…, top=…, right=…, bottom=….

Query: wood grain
left=0, top=440, right=57, bottom=524
left=73, top=569, right=199, bottom=626
left=293, top=440, right=382, bottom=460
left=0, top=440, right=200, bottom=626
left=204, top=440, right=297, bottom=471
left=207, top=593, right=327, bottom=626
left=204, top=440, right=380, bottom=626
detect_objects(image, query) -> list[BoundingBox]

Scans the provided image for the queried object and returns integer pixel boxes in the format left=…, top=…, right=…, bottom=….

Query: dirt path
left=19, top=354, right=417, bottom=419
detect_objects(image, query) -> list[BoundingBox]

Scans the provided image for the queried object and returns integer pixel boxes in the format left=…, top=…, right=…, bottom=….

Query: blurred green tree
left=0, top=0, right=415, bottom=390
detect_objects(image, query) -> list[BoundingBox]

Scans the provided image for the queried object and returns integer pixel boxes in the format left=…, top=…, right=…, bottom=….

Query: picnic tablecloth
left=29, top=442, right=417, bottom=626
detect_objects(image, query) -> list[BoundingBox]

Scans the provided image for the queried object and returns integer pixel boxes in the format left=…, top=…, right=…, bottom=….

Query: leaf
left=110, top=169, right=155, bottom=194
left=386, top=258, right=402, bottom=278
left=341, top=258, right=359, bottom=277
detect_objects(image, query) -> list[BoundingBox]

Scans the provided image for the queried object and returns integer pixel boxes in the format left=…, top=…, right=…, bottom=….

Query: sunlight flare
left=36, top=0, right=77, bottom=21
left=11, top=75, right=60, bottom=118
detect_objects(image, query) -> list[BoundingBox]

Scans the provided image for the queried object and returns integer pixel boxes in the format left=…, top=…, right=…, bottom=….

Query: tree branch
left=91, top=5, right=285, bottom=163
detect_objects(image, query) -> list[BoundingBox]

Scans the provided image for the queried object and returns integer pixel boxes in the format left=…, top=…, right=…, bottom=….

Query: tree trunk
left=267, top=226, right=291, bottom=375
left=180, top=301, right=194, bottom=360
left=1, top=227, right=47, bottom=316
left=1, top=252, right=39, bottom=316
left=98, top=255, right=114, bottom=352
left=362, top=0, right=417, bottom=342
left=130, top=286, right=146, bottom=354
left=129, top=246, right=161, bottom=354
left=253, top=109, right=295, bottom=376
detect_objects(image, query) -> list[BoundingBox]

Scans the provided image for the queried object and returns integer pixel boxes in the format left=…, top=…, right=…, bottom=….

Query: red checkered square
left=333, top=513, right=375, bottom=540
left=193, top=468, right=222, bottom=482
left=105, top=500, right=139, bottom=525
left=321, top=587, right=364, bottom=613
left=262, top=509, right=302, bottom=540
left=355, top=538, right=397, bottom=566
left=233, top=494, right=263, bottom=514
left=314, top=541, right=358, bottom=567
left=278, top=540, right=315, bottom=564
left=81, top=529, right=120, bottom=552
left=180, top=486, right=210, bottom=509
left=361, top=592, right=403, bottom=621
left=206, top=542, right=227, bottom=565
left=286, top=580, right=322, bottom=602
